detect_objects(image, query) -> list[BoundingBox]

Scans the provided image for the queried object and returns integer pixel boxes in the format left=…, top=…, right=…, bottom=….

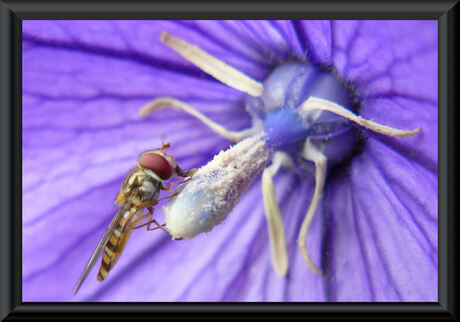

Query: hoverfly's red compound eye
left=138, top=152, right=172, bottom=180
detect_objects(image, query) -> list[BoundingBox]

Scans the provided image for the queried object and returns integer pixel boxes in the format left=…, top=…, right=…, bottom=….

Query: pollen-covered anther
left=164, top=134, right=272, bottom=239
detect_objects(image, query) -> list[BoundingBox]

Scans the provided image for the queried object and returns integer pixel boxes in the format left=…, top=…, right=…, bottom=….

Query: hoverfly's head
left=137, top=142, right=191, bottom=180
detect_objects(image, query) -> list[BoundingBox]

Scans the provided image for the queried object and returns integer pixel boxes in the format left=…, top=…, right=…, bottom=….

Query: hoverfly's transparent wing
left=73, top=207, right=125, bottom=295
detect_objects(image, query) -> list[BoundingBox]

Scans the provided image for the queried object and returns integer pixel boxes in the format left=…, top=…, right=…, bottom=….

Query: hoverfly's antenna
left=160, top=134, right=170, bottom=150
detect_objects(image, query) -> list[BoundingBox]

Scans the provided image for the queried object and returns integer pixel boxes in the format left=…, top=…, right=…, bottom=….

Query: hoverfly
left=73, top=142, right=194, bottom=295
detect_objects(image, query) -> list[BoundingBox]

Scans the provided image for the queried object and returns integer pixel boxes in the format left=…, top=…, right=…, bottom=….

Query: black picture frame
left=1, top=1, right=457, bottom=320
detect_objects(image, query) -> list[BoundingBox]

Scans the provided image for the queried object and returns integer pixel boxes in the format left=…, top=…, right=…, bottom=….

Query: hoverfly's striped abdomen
left=97, top=216, right=130, bottom=281
left=97, top=174, right=163, bottom=281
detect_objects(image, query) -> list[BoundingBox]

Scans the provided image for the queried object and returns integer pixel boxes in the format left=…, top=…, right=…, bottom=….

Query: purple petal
left=326, top=138, right=437, bottom=301
left=293, top=20, right=332, bottom=65
left=332, top=21, right=437, bottom=102
left=331, top=20, right=437, bottom=169
left=22, top=20, right=437, bottom=302
left=317, top=20, right=437, bottom=301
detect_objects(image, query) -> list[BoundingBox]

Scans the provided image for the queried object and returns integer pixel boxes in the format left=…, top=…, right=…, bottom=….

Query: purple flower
left=22, top=20, right=437, bottom=302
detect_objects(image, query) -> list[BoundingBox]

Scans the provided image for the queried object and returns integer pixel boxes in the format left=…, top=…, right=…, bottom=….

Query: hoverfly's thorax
left=139, top=178, right=161, bottom=203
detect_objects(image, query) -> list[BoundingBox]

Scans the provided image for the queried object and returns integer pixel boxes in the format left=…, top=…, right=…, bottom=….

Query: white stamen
left=161, top=32, right=264, bottom=97
left=153, top=33, right=422, bottom=278
left=140, top=97, right=260, bottom=142
left=261, top=152, right=290, bottom=277
left=165, top=134, right=271, bottom=238
left=298, top=97, right=421, bottom=138
left=298, top=140, right=326, bottom=275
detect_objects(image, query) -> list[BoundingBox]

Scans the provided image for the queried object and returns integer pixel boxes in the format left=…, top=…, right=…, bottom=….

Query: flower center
left=144, top=32, right=420, bottom=276
left=245, top=62, right=358, bottom=166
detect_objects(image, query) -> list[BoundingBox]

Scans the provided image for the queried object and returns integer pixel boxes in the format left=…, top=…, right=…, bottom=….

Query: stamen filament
left=161, top=32, right=264, bottom=97
left=298, top=140, right=326, bottom=275
left=140, top=97, right=260, bottom=142
left=261, top=152, right=290, bottom=277
left=299, top=97, right=421, bottom=138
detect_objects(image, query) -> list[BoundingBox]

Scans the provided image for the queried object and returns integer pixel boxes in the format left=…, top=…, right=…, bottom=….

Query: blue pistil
left=263, top=107, right=309, bottom=153
left=248, top=62, right=357, bottom=164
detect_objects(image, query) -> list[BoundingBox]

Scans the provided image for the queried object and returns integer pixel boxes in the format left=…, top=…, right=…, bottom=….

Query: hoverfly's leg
left=134, top=207, right=157, bottom=232
left=176, top=167, right=196, bottom=179
left=161, top=169, right=196, bottom=192
left=261, top=152, right=291, bottom=277
left=177, top=177, right=192, bottom=186
left=156, top=193, right=180, bottom=203
left=146, top=218, right=169, bottom=233
left=297, top=140, right=327, bottom=275
left=140, top=98, right=261, bottom=142
left=144, top=217, right=166, bottom=231
left=297, top=97, right=421, bottom=138
left=133, top=221, right=165, bottom=231
left=160, top=32, right=264, bottom=97
left=148, top=224, right=166, bottom=231
left=131, top=207, right=170, bottom=234
left=132, top=221, right=150, bottom=230
left=163, top=168, right=198, bottom=200
left=135, top=200, right=158, bottom=208
left=161, top=182, right=174, bottom=192
left=132, top=210, right=155, bottom=230
left=177, top=168, right=197, bottom=185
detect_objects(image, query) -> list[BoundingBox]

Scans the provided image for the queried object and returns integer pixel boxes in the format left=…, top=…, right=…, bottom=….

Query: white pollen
left=165, top=134, right=271, bottom=238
